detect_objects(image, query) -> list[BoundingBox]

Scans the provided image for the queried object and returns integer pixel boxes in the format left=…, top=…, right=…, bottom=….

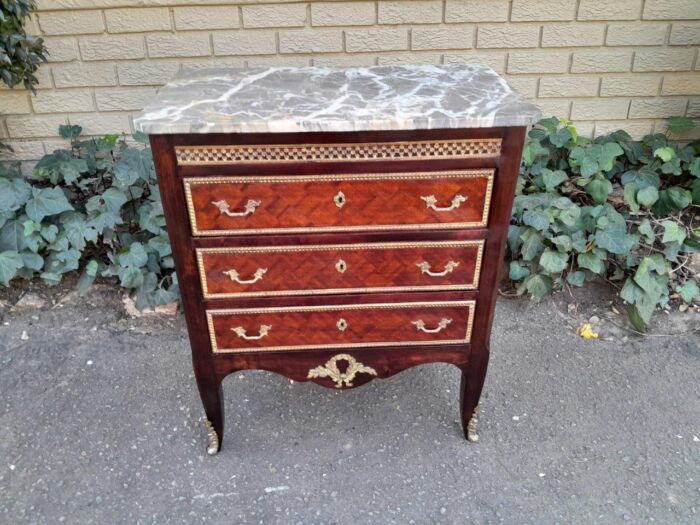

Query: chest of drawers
left=135, top=65, right=540, bottom=454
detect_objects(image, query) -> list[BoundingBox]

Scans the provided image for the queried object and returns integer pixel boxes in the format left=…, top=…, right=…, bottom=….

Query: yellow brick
left=147, top=33, right=211, bottom=58
left=445, top=0, right=509, bottom=22
left=313, top=55, right=376, bottom=67
left=541, top=24, right=606, bottom=47
left=505, top=76, right=538, bottom=98
left=670, top=23, right=700, bottom=45
left=643, top=0, right=700, bottom=20
left=174, top=7, right=240, bottom=31
left=477, top=25, right=540, bottom=49
left=577, top=0, right=642, bottom=20
left=595, top=120, right=653, bottom=139
left=213, top=30, right=277, bottom=56
left=377, top=53, right=442, bottom=65
left=662, top=75, right=700, bottom=96
left=6, top=115, right=68, bottom=138
left=43, top=37, right=78, bottom=63
left=508, top=52, right=570, bottom=74
left=600, top=76, right=661, bottom=97
left=628, top=98, right=688, bottom=118
left=378, top=1, right=443, bottom=24
left=67, top=113, right=131, bottom=135
left=311, top=2, right=375, bottom=26
left=117, top=62, right=180, bottom=86
left=605, top=23, right=668, bottom=46
left=571, top=98, right=630, bottom=120
left=571, top=120, right=595, bottom=138
left=105, top=8, right=171, bottom=33
left=32, top=89, right=95, bottom=113
left=79, top=35, right=146, bottom=61
left=246, top=56, right=311, bottom=67
left=535, top=99, right=571, bottom=118
left=346, top=28, right=409, bottom=52
left=571, top=51, right=632, bottom=73
left=279, top=29, right=343, bottom=54
left=38, top=10, right=103, bottom=36
left=633, top=49, right=695, bottom=72
left=242, top=4, right=307, bottom=28
left=0, top=140, right=45, bottom=161
left=444, top=52, right=506, bottom=73
left=0, top=93, right=31, bottom=114
left=95, top=88, right=158, bottom=111
left=53, top=63, right=116, bottom=88
left=412, top=26, right=474, bottom=51
left=539, top=76, right=599, bottom=97
left=512, top=0, right=577, bottom=21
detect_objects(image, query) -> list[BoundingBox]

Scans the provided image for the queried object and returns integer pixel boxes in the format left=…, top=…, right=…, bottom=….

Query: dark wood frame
left=149, top=126, right=526, bottom=453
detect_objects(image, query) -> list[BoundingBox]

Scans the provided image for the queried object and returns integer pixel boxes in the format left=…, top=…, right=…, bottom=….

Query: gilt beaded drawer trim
left=196, top=240, right=484, bottom=298
left=184, top=170, right=494, bottom=235
left=175, top=139, right=501, bottom=165
left=206, top=300, right=476, bottom=353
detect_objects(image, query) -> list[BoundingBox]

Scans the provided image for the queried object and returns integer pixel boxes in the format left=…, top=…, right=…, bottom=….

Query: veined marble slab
left=134, top=64, right=541, bottom=134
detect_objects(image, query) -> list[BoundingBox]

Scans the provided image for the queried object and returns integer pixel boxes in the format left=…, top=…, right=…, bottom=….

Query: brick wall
left=2, top=0, right=699, bottom=161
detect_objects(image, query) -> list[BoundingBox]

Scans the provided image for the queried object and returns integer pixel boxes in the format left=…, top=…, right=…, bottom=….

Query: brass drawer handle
left=222, top=267, right=267, bottom=284
left=421, top=194, right=467, bottom=212
left=416, top=260, right=460, bottom=277
left=212, top=199, right=261, bottom=217
left=231, top=324, right=271, bottom=340
left=412, top=318, right=452, bottom=333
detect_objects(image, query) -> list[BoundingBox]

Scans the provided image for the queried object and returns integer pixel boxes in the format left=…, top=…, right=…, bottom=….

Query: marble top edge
left=134, top=64, right=541, bottom=134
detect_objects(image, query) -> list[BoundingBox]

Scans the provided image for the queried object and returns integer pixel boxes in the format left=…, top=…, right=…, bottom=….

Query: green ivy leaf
left=636, top=186, right=659, bottom=208
left=509, top=261, right=530, bottom=281
left=522, top=209, right=550, bottom=232
left=626, top=304, right=646, bottom=333
left=623, top=181, right=639, bottom=212
left=585, top=174, right=613, bottom=204
left=577, top=252, right=604, bottom=274
left=119, top=266, right=144, bottom=288
left=539, top=248, right=568, bottom=273
left=0, top=250, right=23, bottom=286
left=621, top=167, right=660, bottom=190
left=58, top=124, right=82, bottom=139
left=654, top=147, right=676, bottom=163
left=666, top=116, right=694, bottom=135
left=541, top=169, right=568, bottom=192
left=652, top=186, right=692, bottom=215
left=661, top=221, right=686, bottom=245
left=523, top=273, right=553, bottom=299
left=637, top=219, right=655, bottom=244
left=25, top=187, right=73, bottom=223
left=118, top=242, right=148, bottom=268
left=520, top=228, right=544, bottom=261
left=566, top=271, right=585, bottom=287
left=676, top=281, right=699, bottom=303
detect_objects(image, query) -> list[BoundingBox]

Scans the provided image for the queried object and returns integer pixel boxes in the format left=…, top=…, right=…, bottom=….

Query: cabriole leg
left=459, top=347, right=490, bottom=443
left=194, top=365, right=225, bottom=455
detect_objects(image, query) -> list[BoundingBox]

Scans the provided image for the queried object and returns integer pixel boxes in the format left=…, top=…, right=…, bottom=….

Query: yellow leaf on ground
left=576, top=323, right=599, bottom=340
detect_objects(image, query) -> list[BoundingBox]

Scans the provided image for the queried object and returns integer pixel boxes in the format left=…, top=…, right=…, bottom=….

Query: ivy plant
left=0, top=0, right=46, bottom=93
left=0, top=126, right=178, bottom=310
left=512, top=116, right=699, bottom=331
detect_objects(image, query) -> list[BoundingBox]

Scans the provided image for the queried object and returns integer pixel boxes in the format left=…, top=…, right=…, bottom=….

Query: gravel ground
left=0, top=282, right=698, bottom=524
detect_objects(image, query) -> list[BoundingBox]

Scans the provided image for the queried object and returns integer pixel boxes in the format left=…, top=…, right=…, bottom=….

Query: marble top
left=133, top=64, right=541, bottom=135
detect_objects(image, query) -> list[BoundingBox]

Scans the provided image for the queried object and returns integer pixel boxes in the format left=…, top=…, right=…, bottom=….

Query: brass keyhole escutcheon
left=336, top=318, right=348, bottom=332
left=335, top=259, right=347, bottom=273
left=334, top=191, right=346, bottom=208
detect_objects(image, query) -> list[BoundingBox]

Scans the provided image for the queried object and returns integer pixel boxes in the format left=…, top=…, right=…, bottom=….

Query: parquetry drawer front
left=196, top=240, right=484, bottom=298
left=175, top=138, right=501, bottom=165
left=184, top=170, right=493, bottom=236
left=206, top=301, right=476, bottom=353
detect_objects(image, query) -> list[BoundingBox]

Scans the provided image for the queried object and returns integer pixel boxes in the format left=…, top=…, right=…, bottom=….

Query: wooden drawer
left=196, top=240, right=484, bottom=298
left=184, top=170, right=493, bottom=236
left=206, top=300, right=476, bottom=353
left=175, top=138, right=502, bottom=165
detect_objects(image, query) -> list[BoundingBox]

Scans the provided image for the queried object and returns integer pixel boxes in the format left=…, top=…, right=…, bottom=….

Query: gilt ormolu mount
left=134, top=64, right=541, bottom=454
